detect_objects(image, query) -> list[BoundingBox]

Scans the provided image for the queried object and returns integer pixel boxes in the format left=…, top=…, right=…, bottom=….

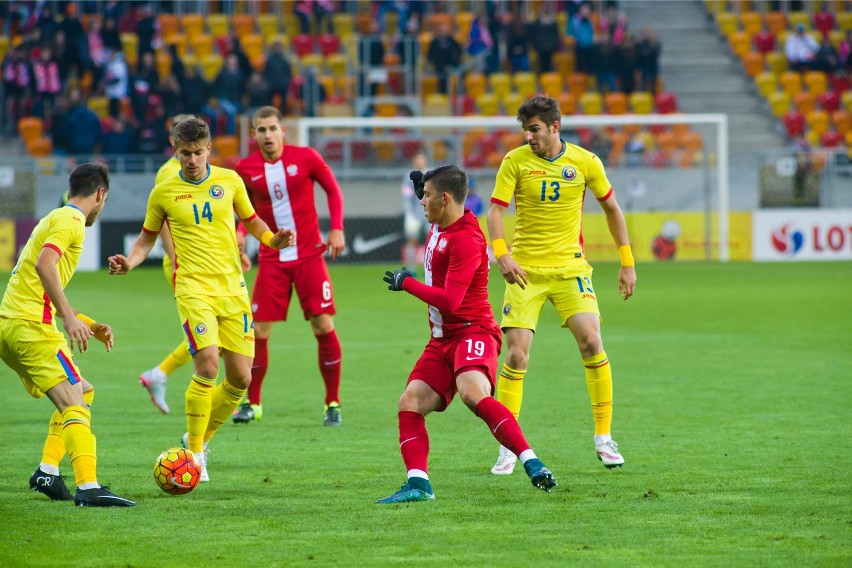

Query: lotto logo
left=770, top=224, right=804, bottom=255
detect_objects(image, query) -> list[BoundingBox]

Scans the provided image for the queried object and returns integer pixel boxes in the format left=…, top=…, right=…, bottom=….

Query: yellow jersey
left=1, top=205, right=86, bottom=325
left=155, top=156, right=182, bottom=185
left=491, top=141, right=614, bottom=267
left=142, top=164, right=256, bottom=298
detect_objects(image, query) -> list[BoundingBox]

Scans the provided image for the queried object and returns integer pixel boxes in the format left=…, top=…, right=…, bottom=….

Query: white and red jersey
left=419, top=211, right=498, bottom=339
left=235, top=146, right=344, bottom=264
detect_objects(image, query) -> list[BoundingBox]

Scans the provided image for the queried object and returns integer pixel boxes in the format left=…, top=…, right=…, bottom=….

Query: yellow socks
left=584, top=351, right=613, bottom=436
left=204, top=380, right=247, bottom=445
left=160, top=341, right=192, bottom=376
left=41, top=386, right=95, bottom=469
left=496, top=364, right=526, bottom=419
left=185, top=374, right=216, bottom=453
left=61, top=405, right=97, bottom=487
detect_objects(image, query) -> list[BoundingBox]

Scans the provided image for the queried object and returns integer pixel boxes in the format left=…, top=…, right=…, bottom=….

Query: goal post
left=297, top=113, right=730, bottom=262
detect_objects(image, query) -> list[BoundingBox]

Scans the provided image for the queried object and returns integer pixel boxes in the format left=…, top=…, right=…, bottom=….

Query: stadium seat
left=553, top=51, right=574, bottom=77
left=456, top=12, right=475, bottom=39
left=729, top=31, right=751, bottom=58
left=292, top=34, right=315, bottom=57
left=768, top=91, right=790, bottom=117
left=155, top=51, right=172, bottom=79
left=164, top=33, right=187, bottom=58
left=190, top=34, right=214, bottom=58
left=838, top=12, right=852, bottom=32
left=423, top=93, right=450, bottom=116
left=567, top=73, right=588, bottom=98
left=332, top=13, right=354, bottom=40
left=818, top=91, right=840, bottom=113
left=740, top=11, right=763, bottom=36
left=654, top=131, right=678, bottom=156
left=463, top=73, right=487, bottom=99
left=216, top=135, right=239, bottom=159
left=258, top=13, right=279, bottom=39
left=754, top=72, right=777, bottom=98
left=787, top=11, right=810, bottom=30
left=742, top=52, right=764, bottom=77
left=500, top=131, right=524, bottom=151
left=814, top=11, right=835, bottom=35
left=764, top=11, right=787, bottom=36
left=821, top=130, right=843, bottom=148
left=513, top=72, right=537, bottom=98
left=477, top=93, right=499, bottom=116
left=326, top=53, right=347, bottom=76
left=502, top=92, right=524, bottom=115
left=300, top=53, right=324, bottom=71
left=232, top=14, right=255, bottom=38
left=200, top=54, right=223, bottom=81
left=240, top=34, right=264, bottom=62
left=716, top=12, right=737, bottom=37
left=420, top=75, right=438, bottom=100
left=604, top=92, right=627, bottom=114
left=158, top=14, right=180, bottom=39
left=803, top=71, right=827, bottom=97
left=793, top=91, right=816, bottom=116
left=427, top=13, right=454, bottom=34
left=783, top=112, right=806, bottom=137
left=318, top=34, right=341, bottom=56
left=806, top=110, right=829, bottom=136
left=539, top=72, right=562, bottom=97
left=843, top=90, right=852, bottom=113
left=374, top=101, right=397, bottom=117
left=0, top=36, right=8, bottom=62
left=488, top=73, right=511, bottom=100
left=355, top=13, right=372, bottom=35
left=655, top=92, right=678, bottom=113
left=26, top=137, right=52, bottom=157
left=628, top=91, right=653, bottom=114
left=120, top=32, right=138, bottom=67
left=753, top=31, right=775, bottom=54
left=17, top=117, right=43, bottom=145
left=555, top=92, right=576, bottom=115
left=832, top=110, right=851, bottom=135
left=765, top=52, right=787, bottom=77
left=181, top=13, right=203, bottom=36
left=207, top=14, right=229, bottom=38
left=779, top=72, right=803, bottom=98
left=579, top=92, right=602, bottom=115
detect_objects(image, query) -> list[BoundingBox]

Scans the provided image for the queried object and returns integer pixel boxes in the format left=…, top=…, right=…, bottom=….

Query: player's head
left=68, top=161, right=110, bottom=226
left=168, top=113, right=195, bottom=146
left=517, top=95, right=561, bottom=158
left=421, top=165, right=468, bottom=225
left=252, top=105, right=285, bottom=160
left=172, top=118, right=212, bottom=181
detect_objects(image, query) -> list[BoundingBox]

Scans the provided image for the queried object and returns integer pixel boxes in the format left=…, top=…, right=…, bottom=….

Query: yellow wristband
left=492, top=238, right=509, bottom=259
left=260, top=230, right=274, bottom=247
left=76, top=313, right=97, bottom=331
left=619, top=245, right=635, bottom=267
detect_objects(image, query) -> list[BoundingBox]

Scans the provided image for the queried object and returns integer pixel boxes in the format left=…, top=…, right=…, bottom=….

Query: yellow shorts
left=499, top=263, right=600, bottom=331
left=176, top=294, right=254, bottom=358
left=0, top=317, right=84, bottom=398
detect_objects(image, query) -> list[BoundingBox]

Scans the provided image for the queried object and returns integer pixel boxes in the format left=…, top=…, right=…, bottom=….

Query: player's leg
left=295, top=256, right=342, bottom=426
left=208, top=350, right=251, bottom=444
left=234, top=320, right=273, bottom=424
left=139, top=340, right=191, bottom=414
left=376, top=380, right=441, bottom=504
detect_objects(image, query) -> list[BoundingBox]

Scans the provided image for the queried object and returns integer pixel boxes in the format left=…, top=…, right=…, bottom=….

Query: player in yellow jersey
left=487, top=96, right=636, bottom=474
left=0, top=162, right=135, bottom=506
left=108, top=118, right=294, bottom=482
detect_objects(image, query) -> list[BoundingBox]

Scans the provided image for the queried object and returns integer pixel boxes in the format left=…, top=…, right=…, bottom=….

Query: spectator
left=209, top=54, right=244, bottom=135
left=135, top=98, right=169, bottom=154
left=58, top=3, right=86, bottom=78
left=49, top=30, right=74, bottom=83
left=464, top=176, right=484, bottom=216
left=505, top=7, right=531, bottom=73
left=156, top=72, right=182, bottom=118
left=530, top=4, right=560, bottom=73
left=358, top=20, right=385, bottom=96
left=35, top=4, right=58, bottom=40
left=427, top=21, right=462, bottom=94
left=136, top=3, right=157, bottom=61
left=2, top=47, right=32, bottom=132
left=601, top=8, right=628, bottom=46
left=263, top=40, right=292, bottom=113
left=100, top=17, right=122, bottom=53
left=33, top=47, right=61, bottom=120
left=245, top=71, right=271, bottom=115
left=467, top=11, right=496, bottom=74
left=295, top=0, right=335, bottom=35
left=300, top=67, right=327, bottom=117
left=227, top=36, right=253, bottom=80
left=814, top=36, right=840, bottom=74
left=594, top=31, right=618, bottom=93
left=63, top=88, right=102, bottom=155
left=839, top=31, right=852, bottom=72
left=785, top=24, right=818, bottom=72
left=104, top=50, right=129, bottom=117
left=617, top=32, right=640, bottom=94
left=85, top=18, right=109, bottom=89
left=180, top=65, right=209, bottom=115
left=568, top=4, right=596, bottom=74
left=637, top=27, right=661, bottom=93
left=131, top=51, right=159, bottom=121
left=101, top=117, right=135, bottom=154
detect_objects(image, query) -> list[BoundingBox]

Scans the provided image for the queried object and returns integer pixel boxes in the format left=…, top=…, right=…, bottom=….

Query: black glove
left=409, top=170, right=425, bottom=200
left=383, top=267, right=413, bottom=291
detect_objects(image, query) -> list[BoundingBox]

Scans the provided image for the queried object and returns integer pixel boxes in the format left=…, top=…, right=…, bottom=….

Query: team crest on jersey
left=286, top=164, right=298, bottom=176
left=502, top=303, right=512, bottom=315
left=195, top=323, right=208, bottom=335
left=437, top=237, right=448, bottom=252
left=209, top=185, right=224, bottom=199
left=562, top=166, right=577, bottom=181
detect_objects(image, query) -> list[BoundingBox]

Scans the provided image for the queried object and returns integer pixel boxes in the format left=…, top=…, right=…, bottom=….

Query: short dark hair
left=68, top=162, right=109, bottom=198
left=423, top=164, right=468, bottom=205
left=517, top=95, right=561, bottom=128
left=170, top=114, right=195, bottom=136
left=252, top=105, right=282, bottom=126
left=173, top=117, right=211, bottom=147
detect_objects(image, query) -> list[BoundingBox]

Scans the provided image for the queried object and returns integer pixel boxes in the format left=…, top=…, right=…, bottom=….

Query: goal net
left=296, top=114, right=731, bottom=263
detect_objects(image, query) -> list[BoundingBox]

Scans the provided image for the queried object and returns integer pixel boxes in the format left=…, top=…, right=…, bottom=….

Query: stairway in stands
left=622, top=0, right=788, bottom=167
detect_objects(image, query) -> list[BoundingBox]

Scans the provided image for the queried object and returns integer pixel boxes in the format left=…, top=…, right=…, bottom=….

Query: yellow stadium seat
left=207, top=14, right=229, bottom=38
left=332, top=13, right=354, bottom=41
left=420, top=75, right=438, bottom=99
left=553, top=51, right=574, bottom=76
left=463, top=73, right=487, bottom=99
left=232, top=14, right=255, bottom=38
left=629, top=91, right=653, bottom=114
left=842, top=90, right=852, bottom=112
left=779, top=71, right=802, bottom=98
left=423, top=93, right=450, bottom=116
left=488, top=73, right=511, bottom=99
left=716, top=12, right=737, bottom=37
left=806, top=110, right=829, bottom=136
left=155, top=51, right=172, bottom=79
left=191, top=34, right=214, bottom=58
left=740, top=11, right=763, bottom=36
left=768, top=91, right=790, bottom=117
left=477, top=93, right=499, bottom=116
left=181, top=13, right=204, bottom=36
left=513, top=72, right=537, bottom=98
left=787, top=11, right=809, bottom=30
left=838, top=12, right=852, bottom=32
left=0, top=36, right=8, bottom=62
left=258, top=14, right=279, bottom=39
left=300, top=53, right=324, bottom=71
left=539, top=72, right=562, bottom=97
left=327, top=53, right=347, bottom=76
left=502, top=92, right=524, bottom=115
left=804, top=71, right=827, bottom=97
left=200, top=54, right=223, bottom=81
left=374, top=102, right=397, bottom=117
left=240, top=34, right=264, bottom=61
left=754, top=72, right=777, bottom=98
left=729, top=31, right=751, bottom=58
left=87, top=96, right=108, bottom=118
left=766, top=51, right=787, bottom=76
left=164, top=33, right=187, bottom=58
left=580, top=92, right=602, bottom=115
left=120, top=32, right=138, bottom=66
left=456, top=12, right=475, bottom=39
left=829, top=29, right=844, bottom=49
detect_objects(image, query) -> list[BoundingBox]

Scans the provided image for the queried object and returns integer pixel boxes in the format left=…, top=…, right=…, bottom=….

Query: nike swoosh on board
left=352, top=233, right=401, bottom=254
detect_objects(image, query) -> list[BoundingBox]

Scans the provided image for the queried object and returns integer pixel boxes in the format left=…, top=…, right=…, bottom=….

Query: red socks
left=474, top=396, right=531, bottom=457
left=317, top=330, right=341, bottom=405
left=248, top=337, right=268, bottom=405
left=398, top=411, right=429, bottom=473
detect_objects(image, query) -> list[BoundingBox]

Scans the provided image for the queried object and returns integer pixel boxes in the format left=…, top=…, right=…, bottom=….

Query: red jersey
left=235, top=146, right=344, bottom=264
left=405, top=211, right=498, bottom=339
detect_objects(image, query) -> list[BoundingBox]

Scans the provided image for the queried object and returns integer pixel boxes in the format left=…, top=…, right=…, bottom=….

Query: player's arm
left=312, top=150, right=345, bottom=260
left=108, top=228, right=159, bottom=275
left=242, top=214, right=295, bottom=250
left=598, top=193, right=636, bottom=300
left=235, top=221, right=251, bottom=271
left=159, top=223, right=175, bottom=265
left=34, top=246, right=92, bottom=352
left=487, top=201, right=527, bottom=289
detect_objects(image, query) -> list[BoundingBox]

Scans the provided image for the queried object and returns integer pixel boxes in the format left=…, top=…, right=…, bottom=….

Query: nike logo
left=465, top=356, right=482, bottom=361
left=491, top=418, right=509, bottom=434
left=169, top=475, right=192, bottom=489
left=352, top=233, right=401, bottom=254
left=399, top=437, right=418, bottom=447
left=320, top=301, right=333, bottom=308
left=251, top=174, right=263, bottom=181
left=323, top=358, right=341, bottom=366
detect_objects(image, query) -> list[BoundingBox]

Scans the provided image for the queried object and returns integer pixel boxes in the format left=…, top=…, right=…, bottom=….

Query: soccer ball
left=153, top=447, right=201, bottom=495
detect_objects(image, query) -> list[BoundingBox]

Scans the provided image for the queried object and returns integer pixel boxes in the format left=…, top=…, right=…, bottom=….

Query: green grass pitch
left=1, top=261, right=850, bottom=566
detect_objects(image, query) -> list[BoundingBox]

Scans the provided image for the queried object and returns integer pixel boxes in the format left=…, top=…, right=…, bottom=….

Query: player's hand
left=618, top=266, right=636, bottom=300
left=497, top=254, right=528, bottom=290
left=383, top=267, right=413, bottom=291
left=326, top=229, right=345, bottom=260
left=107, top=254, right=132, bottom=275
left=269, top=228, right=295, bottom=250
left=240, top=251, right=252, bottom=272
left=91, top=322, right=114, bottom=352
left=62, top=314, right=92, bottom=353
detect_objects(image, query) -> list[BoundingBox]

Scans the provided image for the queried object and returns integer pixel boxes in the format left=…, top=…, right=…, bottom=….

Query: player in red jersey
left=375, top=165, right=557, bottom=504
left=233, top=106, right=345, bottom=426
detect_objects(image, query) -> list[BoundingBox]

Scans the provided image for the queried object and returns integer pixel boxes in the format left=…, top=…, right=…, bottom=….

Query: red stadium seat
left=821, top=130, right=843, bottom=148
left=317, top=34, right=340, bottom=56
left=291, top=34, right=314, bottom=57
left=753, top=31, right=775, bottom=54
left=814, top=12, right=834, bottom=36
left=818, top=91, right=840, bottom=113
left=654, top=92, right=677, bottom=113
left=829, top=74, right=851, bottom=94
left=783, top=112, right=805, bottom=137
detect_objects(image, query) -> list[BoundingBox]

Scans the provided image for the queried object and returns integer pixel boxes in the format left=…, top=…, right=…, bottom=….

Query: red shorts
left=408, top=326, right=502, bottom=412
left=251, top=255, right=335, bottom=322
